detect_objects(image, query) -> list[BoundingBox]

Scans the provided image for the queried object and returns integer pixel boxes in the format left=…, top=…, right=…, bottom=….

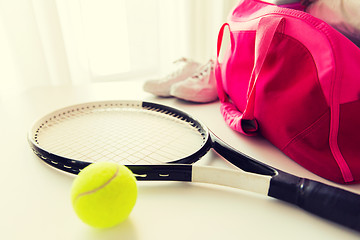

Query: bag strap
left=215, top=16, right=285, bottom=135
left=215, top=22, right=233, bottom=103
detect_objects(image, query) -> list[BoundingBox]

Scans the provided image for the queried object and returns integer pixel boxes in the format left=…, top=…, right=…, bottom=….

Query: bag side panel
left=255, top=33, right=329, bottom=149
left=336, top=36, right=360, bottom=104
left=338, top=100, right=360, bottom=182
left=282, top=110, right=346, bottom=183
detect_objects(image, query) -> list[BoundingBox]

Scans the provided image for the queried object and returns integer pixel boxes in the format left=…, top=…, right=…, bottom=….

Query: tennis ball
left=71, top=162, right=137, bottom=228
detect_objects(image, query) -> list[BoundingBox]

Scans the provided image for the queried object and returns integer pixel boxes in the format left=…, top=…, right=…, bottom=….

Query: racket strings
left=34, top=104, right=206, bottom=165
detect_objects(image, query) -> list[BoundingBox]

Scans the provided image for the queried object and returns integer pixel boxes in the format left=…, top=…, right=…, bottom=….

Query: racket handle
left=268, top=171, right=360, bottom=231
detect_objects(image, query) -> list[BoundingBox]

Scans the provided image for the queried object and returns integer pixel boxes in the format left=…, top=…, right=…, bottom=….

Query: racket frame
left=28, top=100, right=276, bottom=178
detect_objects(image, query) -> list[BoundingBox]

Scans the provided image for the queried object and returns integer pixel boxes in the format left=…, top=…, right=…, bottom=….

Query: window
left=57, top=0, right=191, bottom=82
left=80, top=0, right=132, bottom=77
left=0, top=0, right=237, bottom=97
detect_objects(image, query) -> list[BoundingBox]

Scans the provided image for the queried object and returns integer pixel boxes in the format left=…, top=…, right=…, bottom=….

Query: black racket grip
left=268, top=171, right=360, bottom=232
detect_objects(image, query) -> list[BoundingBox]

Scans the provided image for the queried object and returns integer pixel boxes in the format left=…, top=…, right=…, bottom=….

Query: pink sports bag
left=215, top=0, right=360, bottom=184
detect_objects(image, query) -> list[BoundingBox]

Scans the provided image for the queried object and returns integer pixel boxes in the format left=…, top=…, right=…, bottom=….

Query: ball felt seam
left=73, top=166, right=119, bottom=201
left=71, top=162, right=137, bottom=228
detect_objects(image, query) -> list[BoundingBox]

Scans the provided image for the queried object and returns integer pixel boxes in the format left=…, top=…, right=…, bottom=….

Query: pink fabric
left=216, top=0, right=360, bottom=183
left=278, top=3, right=305, bottom=11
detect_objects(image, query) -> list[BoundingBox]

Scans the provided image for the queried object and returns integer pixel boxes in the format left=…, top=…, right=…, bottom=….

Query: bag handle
left=216, top=16, right=285, bottom=135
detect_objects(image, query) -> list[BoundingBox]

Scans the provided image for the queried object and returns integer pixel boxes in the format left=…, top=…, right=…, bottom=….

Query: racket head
left=28, top=101, right=212, bottom=174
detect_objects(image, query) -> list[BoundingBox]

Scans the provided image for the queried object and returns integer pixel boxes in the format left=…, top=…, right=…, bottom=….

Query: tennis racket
left=28, top=100, right=360, bottom=231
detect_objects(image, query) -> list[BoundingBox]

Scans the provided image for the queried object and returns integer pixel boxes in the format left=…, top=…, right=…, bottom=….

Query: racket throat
left=210, top=133, right=276, bottom=176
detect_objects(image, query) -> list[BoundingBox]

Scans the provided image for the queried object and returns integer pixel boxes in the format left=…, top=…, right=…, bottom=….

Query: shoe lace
left=191, top=59, right=214, bottom=82
left=167, top=58, right=191, bottom=78
left=173, top=57, right=188, bottom=64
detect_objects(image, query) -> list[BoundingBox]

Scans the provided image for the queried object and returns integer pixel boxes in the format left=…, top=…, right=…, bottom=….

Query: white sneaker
left=170, top=59, right=218, bottom=103
left=143, top=58, right=200, bottom=97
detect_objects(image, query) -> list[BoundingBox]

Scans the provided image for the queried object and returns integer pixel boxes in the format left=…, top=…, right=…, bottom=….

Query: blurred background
left=0, top=0, right=238, bottom=99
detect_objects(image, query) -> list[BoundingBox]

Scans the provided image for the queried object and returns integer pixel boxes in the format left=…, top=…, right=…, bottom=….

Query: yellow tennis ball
left=71, top=162, right=137, bottom=228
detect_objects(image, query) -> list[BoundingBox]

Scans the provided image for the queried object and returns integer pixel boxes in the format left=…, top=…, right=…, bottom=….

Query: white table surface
left=1, top=80, right=360, bottom=240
